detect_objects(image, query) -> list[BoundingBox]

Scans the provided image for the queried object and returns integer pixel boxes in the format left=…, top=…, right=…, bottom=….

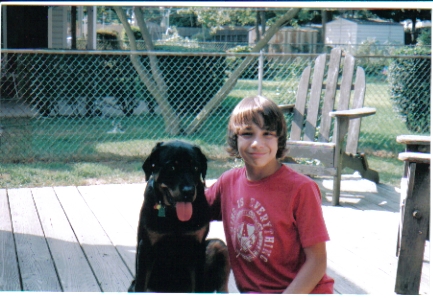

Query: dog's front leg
left=204, top=239, right=230, bottom=293
left=131, top=237, right=153, bottom=292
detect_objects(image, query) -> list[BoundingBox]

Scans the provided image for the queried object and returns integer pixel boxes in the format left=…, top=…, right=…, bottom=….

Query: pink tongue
left=176, top=202, right=193, bottom=222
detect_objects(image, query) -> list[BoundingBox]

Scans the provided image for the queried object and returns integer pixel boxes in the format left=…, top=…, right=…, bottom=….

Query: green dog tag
left=158, top=206, right=165, bottom=217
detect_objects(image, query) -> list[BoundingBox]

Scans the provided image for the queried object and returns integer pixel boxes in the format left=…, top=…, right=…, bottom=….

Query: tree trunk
left=255, top=10, right=261, bottom=42
left=185, top=8, right=300, bottom=135
left=113, top=6, right=181, bottom=135
left=411, top=15, right=417, bottom=44
left=71, top=6, right=77, bottom=50
left=260, top=10, right=266, bottom=36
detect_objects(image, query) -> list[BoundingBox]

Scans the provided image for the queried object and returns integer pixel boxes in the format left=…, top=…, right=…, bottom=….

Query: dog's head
left=142, top=141, right=207, bottom=222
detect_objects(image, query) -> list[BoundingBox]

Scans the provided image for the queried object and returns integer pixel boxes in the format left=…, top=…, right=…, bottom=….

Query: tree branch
left=185, top=8, right=301, bottom=135
left=113, top=6, right=181, bottom=135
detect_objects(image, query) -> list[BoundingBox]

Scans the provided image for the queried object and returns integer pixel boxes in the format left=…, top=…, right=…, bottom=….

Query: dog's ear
left=142, top=142, right=164, bottom=181
left=194, top=145, right=207, bottom=181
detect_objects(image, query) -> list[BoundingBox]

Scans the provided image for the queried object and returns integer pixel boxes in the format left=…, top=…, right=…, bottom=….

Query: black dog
left=129, top=140, right=230, bottom=293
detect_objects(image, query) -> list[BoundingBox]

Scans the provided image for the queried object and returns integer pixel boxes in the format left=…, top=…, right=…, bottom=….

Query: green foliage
left=97, top=29, right=121, bottom=50
left=225, top=45, right=262, bottom=79
left=171, top=9, right=200, bottom=27
left=355, top=39, right=389, bottom=76
left=388, top=46, right=431, bottom=133
left=25, top=49, right=226, bottom=117
left=417, top=27, right=431, bottom=46
left=121, top=26, right=143, bottom=41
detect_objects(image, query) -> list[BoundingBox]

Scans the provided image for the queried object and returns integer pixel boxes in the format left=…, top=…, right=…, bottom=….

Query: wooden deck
left=0, top=176, right=430, bottom=294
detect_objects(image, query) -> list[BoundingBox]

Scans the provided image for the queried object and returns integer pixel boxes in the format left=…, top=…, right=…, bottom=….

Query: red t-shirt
left=206, top=165, right=334, bottom=294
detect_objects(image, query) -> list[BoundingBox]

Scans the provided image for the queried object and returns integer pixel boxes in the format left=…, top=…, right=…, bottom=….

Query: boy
left=206, top=95, right=334, bottom=293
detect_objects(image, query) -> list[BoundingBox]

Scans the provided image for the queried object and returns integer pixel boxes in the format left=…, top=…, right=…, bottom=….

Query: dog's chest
left=146, top=224, right=209, bottom=246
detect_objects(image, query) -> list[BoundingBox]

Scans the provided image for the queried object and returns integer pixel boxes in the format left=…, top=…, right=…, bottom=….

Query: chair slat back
left=290, top=66, right=311, bottom=141
left=303, top=54, right=326, bottom=142
left=289, top=48, right=365, bottom=154
left=346, top=66, right=366, bottom=155
left=318, top=48, right=342, bottom=142
left=338, top=54, right=356, bottom=111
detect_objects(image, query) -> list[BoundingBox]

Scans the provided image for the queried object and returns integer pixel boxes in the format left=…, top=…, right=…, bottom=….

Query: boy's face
left=237, top=119, right=279, bottom=172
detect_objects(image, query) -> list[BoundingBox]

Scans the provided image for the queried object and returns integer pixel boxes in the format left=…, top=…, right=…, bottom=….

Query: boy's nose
left=251, top=136, right=263, bottom=147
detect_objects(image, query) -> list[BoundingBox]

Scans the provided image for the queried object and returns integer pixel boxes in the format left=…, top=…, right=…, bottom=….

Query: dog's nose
left=181, top=186, right=195, bottom=200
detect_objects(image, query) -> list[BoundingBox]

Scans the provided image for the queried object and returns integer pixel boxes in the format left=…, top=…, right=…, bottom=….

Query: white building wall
left=325, top=19, right=358, bottom=45
left=356, top=24, right=404, bottom=44
left=48, top=6, right=68, bottom=48
left=326, top=18, right=404, bottom=46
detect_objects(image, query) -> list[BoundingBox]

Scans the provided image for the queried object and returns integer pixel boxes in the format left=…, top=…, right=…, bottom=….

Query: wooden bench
left=395, top=135, right=430, bottom=295
left=279, top=48, right=379, bottom=205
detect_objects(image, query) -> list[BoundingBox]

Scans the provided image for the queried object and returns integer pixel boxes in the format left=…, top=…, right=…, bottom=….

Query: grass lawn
left=0, top=154, right=402, bottom=189
left=0, top=79, right=417, bottom=190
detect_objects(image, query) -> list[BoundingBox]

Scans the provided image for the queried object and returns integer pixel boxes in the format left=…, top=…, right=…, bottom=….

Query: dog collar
left=154, top=202, right=166, bottom=217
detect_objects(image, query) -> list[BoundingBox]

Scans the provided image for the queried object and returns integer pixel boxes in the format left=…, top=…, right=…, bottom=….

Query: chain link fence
left=0, top=47, right=430, bottom=164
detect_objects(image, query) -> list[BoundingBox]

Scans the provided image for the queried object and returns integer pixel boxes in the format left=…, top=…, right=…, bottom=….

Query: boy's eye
left=264, top=131, right=277, bottom=137
left=239, top=131, right=253, bottom=138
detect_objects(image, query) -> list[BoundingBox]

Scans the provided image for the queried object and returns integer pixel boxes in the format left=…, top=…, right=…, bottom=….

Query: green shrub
left=26, top=43, right=227, bottom=117
left=97, top=30, right=121, bottom=50
left=388, top=46, right=431, bottom=133
left=417, top=27, right=431, bottom=46
left=356, top=39, right=388, bottom=77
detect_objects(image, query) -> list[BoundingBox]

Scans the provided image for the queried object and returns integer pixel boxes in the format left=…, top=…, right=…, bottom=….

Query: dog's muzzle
left=160, top=184, right=196, bottom=222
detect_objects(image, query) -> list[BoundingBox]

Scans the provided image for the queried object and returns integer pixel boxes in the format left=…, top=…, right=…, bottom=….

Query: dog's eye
left=194, top=166, right=198, bottom=172
left=171, top=166, right=176, bottom=171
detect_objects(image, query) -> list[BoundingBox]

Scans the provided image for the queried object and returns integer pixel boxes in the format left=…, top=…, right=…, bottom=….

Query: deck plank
left=92, top=184, right=143, bottom=232
left=31, top=187, right=100, bottom=292
left=78, top=185, right=137, bottom=275
left=54, top=186, right=132, bottom=292
left=323, top=206, right=399, bottom=294
left=0, top=188, right=21, bottom=291
left=1, top=178, right=429, bottom=294
left=7, top=188, right=62, bottom=291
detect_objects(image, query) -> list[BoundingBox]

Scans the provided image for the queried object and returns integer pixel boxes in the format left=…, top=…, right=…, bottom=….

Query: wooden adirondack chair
left=279, top=48, right=379, bottom=206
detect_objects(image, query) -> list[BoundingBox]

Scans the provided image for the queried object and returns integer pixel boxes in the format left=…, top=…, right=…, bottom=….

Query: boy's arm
left=205, top=181, right=223, bottom=221
left=282, top=242, right=328, bottom=294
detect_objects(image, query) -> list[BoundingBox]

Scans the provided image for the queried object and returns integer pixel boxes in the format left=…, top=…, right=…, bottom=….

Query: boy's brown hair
left=226, top=95, right=287, bottom=158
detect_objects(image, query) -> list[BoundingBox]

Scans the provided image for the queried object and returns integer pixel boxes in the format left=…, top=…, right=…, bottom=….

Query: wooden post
left=394, top=148, right=430, bottom=294
left=87, top=6, right=96, bottom=50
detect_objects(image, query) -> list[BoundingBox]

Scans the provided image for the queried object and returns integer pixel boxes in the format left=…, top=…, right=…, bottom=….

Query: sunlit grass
left=0, top=159, right=238, bottom=188
left=0, top=78, right=414, bottom=190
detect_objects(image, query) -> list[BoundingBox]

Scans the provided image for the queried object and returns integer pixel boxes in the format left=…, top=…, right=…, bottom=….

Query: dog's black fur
left=128, top=140, right=230, bottom=293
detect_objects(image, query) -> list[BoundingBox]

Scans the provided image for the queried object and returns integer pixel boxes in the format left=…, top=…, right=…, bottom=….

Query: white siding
left=49, top=6, right=68, bottom=49
left=356, top=24, right=404, bottom=44
left=325, top=19, right=357, bottom=45
left=326, top=18, right=404, bottom=46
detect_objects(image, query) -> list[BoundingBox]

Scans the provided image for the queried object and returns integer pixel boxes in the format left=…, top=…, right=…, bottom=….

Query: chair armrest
left=330, top=107, right=376, bottom=120
left=278, top=104, right=295, bottom=113
left=398, top=152, right=431, bottom=164
left=396, top=135, right=431, bottom=146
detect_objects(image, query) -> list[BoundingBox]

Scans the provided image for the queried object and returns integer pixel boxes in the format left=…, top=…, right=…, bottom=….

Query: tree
left=113, top=6, right=182, bottom=135
left=185, top=8, right=301, bottom=135
left=113, top=6, right=300, bottom=136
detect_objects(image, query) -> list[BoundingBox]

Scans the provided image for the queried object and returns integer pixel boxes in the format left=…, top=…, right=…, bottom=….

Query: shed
left=325, top=18, right=404, bottom=46
left=249, top=26, right=319, bottom=53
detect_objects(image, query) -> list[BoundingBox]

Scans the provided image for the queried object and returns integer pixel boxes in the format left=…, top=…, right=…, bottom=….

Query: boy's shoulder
left=279, top=164, right=316, bottom=184
left=221, top=167, right=245, bottom=180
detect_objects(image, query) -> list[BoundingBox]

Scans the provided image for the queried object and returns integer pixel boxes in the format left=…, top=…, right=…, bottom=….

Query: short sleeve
left=292, top=180, right=330, bottom=248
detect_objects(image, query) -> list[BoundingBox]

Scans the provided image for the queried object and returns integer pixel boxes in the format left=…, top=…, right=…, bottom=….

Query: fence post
left=258, top=50, right=263, bottom=95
